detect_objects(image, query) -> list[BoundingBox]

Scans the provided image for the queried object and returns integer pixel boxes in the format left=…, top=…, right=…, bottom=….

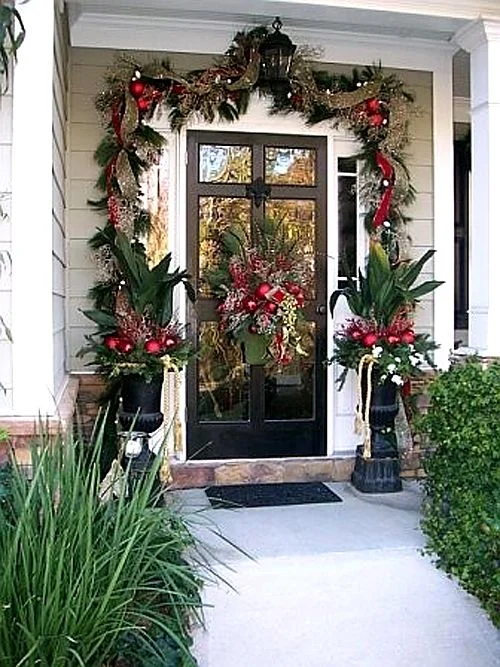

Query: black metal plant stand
left=351, top=370, right=403, bottom=493
left=118, top=373, right=164, bottom=497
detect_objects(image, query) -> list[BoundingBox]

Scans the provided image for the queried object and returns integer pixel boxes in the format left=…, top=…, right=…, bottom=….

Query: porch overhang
left=65, top=0, right=496, bottom=52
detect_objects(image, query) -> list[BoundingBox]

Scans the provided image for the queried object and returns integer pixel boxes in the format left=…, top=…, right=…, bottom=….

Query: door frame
left=155, top=95, right=363, bottom=459
left=185, top=130, right=328, bottom=459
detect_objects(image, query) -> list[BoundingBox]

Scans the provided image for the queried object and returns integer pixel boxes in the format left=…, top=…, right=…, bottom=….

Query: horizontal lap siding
left=52, top=5, right=69, bottom=394
left=0, top=77, right=14, bottom=405
left=67, top=48, right=435, bottom=371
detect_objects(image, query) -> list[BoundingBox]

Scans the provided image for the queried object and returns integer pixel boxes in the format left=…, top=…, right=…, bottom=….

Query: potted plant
left=79, top=227, right=195, bottom=435
left=329, top=240, right=442, bottom=492
left=206, top=218, right=311, bottom=366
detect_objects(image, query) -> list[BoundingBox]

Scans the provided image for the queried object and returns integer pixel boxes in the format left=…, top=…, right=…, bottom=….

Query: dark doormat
left=205, top=482, right=342, bottom=509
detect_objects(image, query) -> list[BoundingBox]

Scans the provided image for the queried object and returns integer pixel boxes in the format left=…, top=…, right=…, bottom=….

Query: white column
left=455, top=19, right=500, bottom=355
left=11, top=2, right=56, bottom=415
left=432, top=55, right=455, bottom=368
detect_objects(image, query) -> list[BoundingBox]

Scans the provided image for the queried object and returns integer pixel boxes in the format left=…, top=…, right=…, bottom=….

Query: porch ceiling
left=65, top=0, right=498, bottom=50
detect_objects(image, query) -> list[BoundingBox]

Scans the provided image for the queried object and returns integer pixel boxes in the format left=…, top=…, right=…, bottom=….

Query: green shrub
left=0, top=431, right=203, bottom=666
left=418, top=360, right=500, bottom=626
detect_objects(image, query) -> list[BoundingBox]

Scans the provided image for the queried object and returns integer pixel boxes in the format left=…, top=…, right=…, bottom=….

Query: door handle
left=316, top=304, right=327, bottom=315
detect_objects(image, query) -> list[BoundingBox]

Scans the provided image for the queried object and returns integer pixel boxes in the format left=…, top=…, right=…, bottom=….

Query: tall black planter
left=351, top=369, right=402, bottom=493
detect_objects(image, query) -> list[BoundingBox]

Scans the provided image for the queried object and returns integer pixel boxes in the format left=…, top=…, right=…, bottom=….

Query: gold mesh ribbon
left=159, top=356, right=183, bottom=484
left=355, top=354, right=375, bottom=459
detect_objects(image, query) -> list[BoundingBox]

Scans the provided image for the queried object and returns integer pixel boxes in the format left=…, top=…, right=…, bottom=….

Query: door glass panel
left=199, top=144, right=252, bottom=183
left=338, top=164, right=357, bottom=282
left=265, top=147, right=316, bottom=185
left=197, top=322, right=249, bottom=422
left=199, top=196, right=251, bottom=296
left=264, top=198, right=316, bottom=297
left=264, top=322, right=316, bottom=420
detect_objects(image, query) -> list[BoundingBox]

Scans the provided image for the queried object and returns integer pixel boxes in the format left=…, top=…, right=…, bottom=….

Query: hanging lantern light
left=259, top=17, right=296, bottom=90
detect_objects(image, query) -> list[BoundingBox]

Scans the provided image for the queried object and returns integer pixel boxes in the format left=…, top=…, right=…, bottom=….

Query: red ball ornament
left=350, top=330, right=363, bottom=341
left=129, top=79, right=146, bottom=99
left=248, top=324, right=258, bottom=334
left=386, top=335, right=401, bottom=345
left=117, top=338, right=134, bottom=354
left=369, top=113, right=385, bottom=127
left=400, top=330, right=415, bottom=344
left=254, top=282, right=272, bottom=300
left=104, top=335, right=121, bottom=350
left=137, top=97, right=151, bottom=112
left=365, top=98, right=381, bottom=114
left=241, top=296, right=258, bottom=313
left=362, top=333, right=378, bottom=347
left=163, top=336, right=178, bottom=350
left=270, top=287, right=286, bottom=303
left=264, top=301, right=278, bottom=315
left=295, top=290, right=305, bottom=307
left=145, top=339, right=162, bottom=354
left=285, top=281, right=301, bottom=296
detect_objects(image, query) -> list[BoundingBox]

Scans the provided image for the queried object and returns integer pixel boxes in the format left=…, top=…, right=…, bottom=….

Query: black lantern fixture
left=259, top=17, right=296, bottom=90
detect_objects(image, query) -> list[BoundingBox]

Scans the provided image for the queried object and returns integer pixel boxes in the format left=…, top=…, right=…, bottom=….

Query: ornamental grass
left=0, top=427, right=203, bottom=666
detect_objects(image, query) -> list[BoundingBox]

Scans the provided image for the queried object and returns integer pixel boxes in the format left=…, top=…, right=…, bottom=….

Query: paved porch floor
left=173, top=482, right=500, bottom=667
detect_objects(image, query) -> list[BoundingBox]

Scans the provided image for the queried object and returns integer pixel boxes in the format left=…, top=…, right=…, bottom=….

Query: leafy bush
left=0, top=431, right=203, bottom=665
left=418, top=360, right=500, bottom=626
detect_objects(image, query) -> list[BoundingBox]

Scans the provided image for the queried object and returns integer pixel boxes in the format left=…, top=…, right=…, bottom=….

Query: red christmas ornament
left=362, top=333, right=378, bottom=347
left=117, top=338, right=134, bottom=354
left=254, top=282, right=272, bottom=300
left=285, top=281, right=301, bottom=296
left=137, top=97, right=151, bottom=112
left=295, top=289, right=305, bottom=307
left=350, top=330, right=363, bottom=341
left=269, top=287, right=286, bottom=303
left=145, top=339, right=162, bottom=354
left=129, top=79, right=146, bottom=99
left=163, top=336, right=178, bottom=350
left=264, top=301, right=278, bottom=315
left=104, top=335, right=121, bottom=350
left=365, top=98, right=381, bottom=114
left=241, top=296, right=258, bottom=313
left=400, top=330, right=415, bottom=344
left=369, top=113, right=385, bottom=127
left=386, top=335, right=401, bottom=345
left=248, top=324, right=258, bottom=334
left=171, top=83, right=186, bottom=96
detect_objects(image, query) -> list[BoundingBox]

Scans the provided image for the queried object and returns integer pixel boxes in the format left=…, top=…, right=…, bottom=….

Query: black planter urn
left=119, top=373, right=164, bottom=434
left=351, top=369, right=403, bottom=494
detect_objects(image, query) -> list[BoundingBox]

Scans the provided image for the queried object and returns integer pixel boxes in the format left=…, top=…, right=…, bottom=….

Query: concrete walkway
left=174, top=482, right=500, bottom=667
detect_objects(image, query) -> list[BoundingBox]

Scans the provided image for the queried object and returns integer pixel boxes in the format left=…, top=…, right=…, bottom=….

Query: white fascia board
left=271, top=0, right=500, bottom=21
left=70, top=13, right=455, bottom=70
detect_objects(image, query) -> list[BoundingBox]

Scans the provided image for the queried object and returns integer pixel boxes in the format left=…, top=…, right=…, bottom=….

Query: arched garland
left=90, top=23, right=416, bottom=265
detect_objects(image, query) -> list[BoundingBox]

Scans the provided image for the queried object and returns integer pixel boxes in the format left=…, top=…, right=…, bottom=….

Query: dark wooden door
left=186, top=131, right=327, bottom=459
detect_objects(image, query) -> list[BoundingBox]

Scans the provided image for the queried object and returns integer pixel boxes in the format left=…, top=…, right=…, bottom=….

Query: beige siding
left=52, top=4, right=69, bottom=394
left=0, top=78, right=13, bottom=406
left=67, top=48, right=435, bottom=370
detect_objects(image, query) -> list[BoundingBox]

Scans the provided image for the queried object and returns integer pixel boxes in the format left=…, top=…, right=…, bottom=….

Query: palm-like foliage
left=329, top=241, right=443, bottom=326
left=84, top=228, right=195, bottom=332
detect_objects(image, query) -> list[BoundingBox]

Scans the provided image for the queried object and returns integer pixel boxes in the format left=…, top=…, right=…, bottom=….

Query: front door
left=186, top=131, right=327, bottom=459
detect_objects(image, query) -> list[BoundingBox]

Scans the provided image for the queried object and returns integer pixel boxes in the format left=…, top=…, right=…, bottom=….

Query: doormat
left=205, top=482, right=342, bottom=509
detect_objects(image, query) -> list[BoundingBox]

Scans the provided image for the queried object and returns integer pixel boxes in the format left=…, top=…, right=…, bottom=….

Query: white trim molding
left=11, top=1, right=56, bottom=415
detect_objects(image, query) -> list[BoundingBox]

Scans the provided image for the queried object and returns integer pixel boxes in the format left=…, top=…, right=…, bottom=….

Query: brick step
left=170, top=457, right=356, bottom=489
